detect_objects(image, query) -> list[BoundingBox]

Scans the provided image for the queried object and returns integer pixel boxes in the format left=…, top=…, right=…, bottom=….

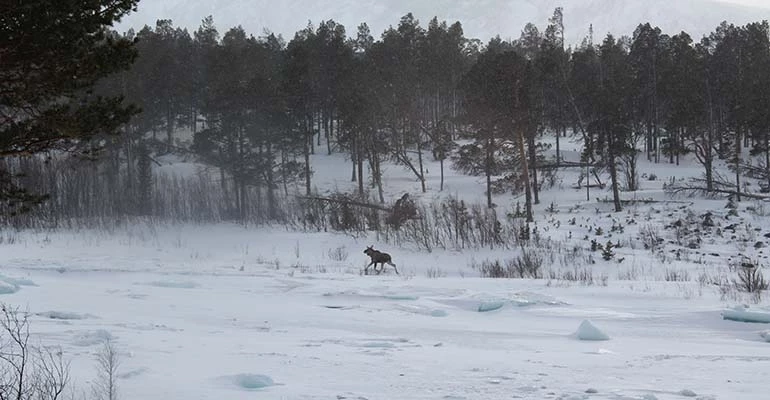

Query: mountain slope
left=117, top=0, right=769, bottom=45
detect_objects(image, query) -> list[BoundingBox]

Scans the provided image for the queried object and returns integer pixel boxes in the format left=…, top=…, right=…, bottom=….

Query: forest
left=3, top=7, right=770, bottom=232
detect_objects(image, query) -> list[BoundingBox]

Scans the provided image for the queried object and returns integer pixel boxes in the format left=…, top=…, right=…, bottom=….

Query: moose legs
left=364, top=260, right=384, bottom=275
left=364, top=260, right=398, bottom=275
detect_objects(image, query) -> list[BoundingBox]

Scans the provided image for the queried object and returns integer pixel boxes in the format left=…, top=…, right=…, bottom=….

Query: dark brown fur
left=363, top=246, right=399, bottom=275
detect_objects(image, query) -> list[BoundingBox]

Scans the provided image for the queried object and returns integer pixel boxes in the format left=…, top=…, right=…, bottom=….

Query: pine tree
left=629, top=23, right=668, bottom=162
left=596, top=35, right=634, bottom=212
left=457, top=49, right=532, bottom=218
left=0, top=0, right=139, bottom=214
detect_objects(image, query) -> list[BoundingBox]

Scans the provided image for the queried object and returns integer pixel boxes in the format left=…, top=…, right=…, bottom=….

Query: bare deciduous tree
left=91, top=340, right=120, bottom=400
left=0, top=304, right=70, bottom=400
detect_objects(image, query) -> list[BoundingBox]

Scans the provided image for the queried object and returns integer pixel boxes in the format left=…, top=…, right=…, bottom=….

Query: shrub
left=0, top=304, right=70, bottom=399
left=507, top=248, right=544, bottom=279
left=664, top=268, right=691, bottom=282
left=639, top=224, right=663, bottom=251
left=477, top=259, right=507, bottom=278
left=327, top=246, right=349, bottom=262
left=425, top=267, right=446, bottom=278
left=601, top=241, right=615, bottom=261
left=736, top=264, right=768, bottom=294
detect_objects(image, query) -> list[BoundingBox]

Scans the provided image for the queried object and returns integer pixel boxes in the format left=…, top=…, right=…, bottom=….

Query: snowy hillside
left=118, top=0, right=770, bottom=45
left=2, top=134, right=770, bottom=398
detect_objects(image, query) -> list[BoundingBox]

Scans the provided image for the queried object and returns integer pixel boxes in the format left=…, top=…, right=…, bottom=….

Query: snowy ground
left=2, top=139, right=770, bottom=399
left=0, top=259, right=767, bottom=399
left=0, top=219, right=769, bottom=399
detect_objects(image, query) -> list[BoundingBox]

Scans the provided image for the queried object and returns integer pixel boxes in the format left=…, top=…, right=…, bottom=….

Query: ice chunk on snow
left=0, top=274, right=35, bottom=295
left=143, top=280, right=199, bottom=289
left=572, top=320, right=610, bottom=341
left=394, top=304, right=448, bottom=317
left=231, top=374, right=274, bottom=390
left=37, top=311, right=92, bottom=320
left=722, top=305, right=770, bottom=323
left=361, top=341, right=396, bottom=348
left=0, top=274, right=36, bottom=287
left=118, top=367, right=149, bottom=379
left=679, top=389, right=697, bottom=397
left=760, top=331, right=770, bottom=342
left=382, top=294, right=419, bottom=300
left=477, top=301, right=505, bottom=312
left=0, top=280, right=19, bottom=295
left=439, top=292, right=565, bottom=313
left=510, top=291, right=566, bottom=307
left=72, top=329, right=113, bottom=346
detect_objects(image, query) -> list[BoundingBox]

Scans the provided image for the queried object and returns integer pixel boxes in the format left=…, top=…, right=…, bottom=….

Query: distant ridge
left=117, top=0, right=769, bottom=45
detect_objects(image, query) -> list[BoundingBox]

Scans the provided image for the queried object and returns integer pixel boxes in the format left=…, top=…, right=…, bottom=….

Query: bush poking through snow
left=735, top=263, right=768, bottom=295
left=474, top=250, right=544, bottom=279
left=425, top=267, right=446, bottom=278
left=664, top=268, right=691, bottom=282
left=477, top=259, right=507, bottom=278
left=509, top=248, right=544, bottom=278
left=572, top=320, right=610, bottom=341
left=639, top=224, right=663, bottom=251
left=326, top=246, right=349, bottom=262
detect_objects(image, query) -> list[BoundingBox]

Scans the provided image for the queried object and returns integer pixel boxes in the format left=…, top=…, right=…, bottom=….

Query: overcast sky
left=720, top=0, right=770, bottom=8
left=116, top=0, right=770, bottom=45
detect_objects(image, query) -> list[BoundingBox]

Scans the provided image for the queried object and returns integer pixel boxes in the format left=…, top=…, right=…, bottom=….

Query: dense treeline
left=4, top=8, right=770, bottom=229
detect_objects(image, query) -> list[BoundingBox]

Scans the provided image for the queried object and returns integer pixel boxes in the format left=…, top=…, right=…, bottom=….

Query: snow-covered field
left=2, top=139, right=770, bottom=399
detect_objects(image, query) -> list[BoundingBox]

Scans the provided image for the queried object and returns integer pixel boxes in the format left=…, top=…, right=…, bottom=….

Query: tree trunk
left=528, top=128, right=539, bottom=205
left=357, top=134, right=364, bottom=198
left=304, top=131, right=312, bottom=196
left=765, top=131, right=770, bottom=190
left=374, top=152, right=384, bottom=204
left=417, top=133, right=426, bottom=193
left=351, top=135, right=357, bottom=182
left=608, top=131, right=623, bottom=212
left=485, top=136, right=493, bottom=209
left=515, top=126, right=533, bottom=222
left=735, top=125, right=742, bottom=202
left=325, top=108, right=332, bottom=155
left=555, top=123, right=561, bottom=167
left=266, top=142, right=276, bottom=220
left=281, top=149, right=289, bottom=197
left=439, top=158, right=445, bottom=191
left=166, top=106, right=174, bottom=154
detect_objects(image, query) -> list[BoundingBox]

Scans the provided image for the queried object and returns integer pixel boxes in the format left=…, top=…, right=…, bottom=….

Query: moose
left=363, top=246, right=399, bottom=275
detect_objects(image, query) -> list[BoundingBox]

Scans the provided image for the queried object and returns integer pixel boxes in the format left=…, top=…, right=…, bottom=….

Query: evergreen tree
left=284, top=25, right=318, bottom=196
left=541, top=7, right=570, bottom=167
left=372, top=14, right=429, bottom=193
left=135, top=20, right=194, bottom=153
left=743, top=22, right=770, bottom=189
left=456, top=49, right=532, bottom=218
left=662, top=33, right=711, bottom=189
left=0, top=0, right=139, bottom=215
left=569, top=40, right=603, bottom=195
left=629, top=23, right=669, bottom=162
left=596, top=35, right=634, bottom=211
